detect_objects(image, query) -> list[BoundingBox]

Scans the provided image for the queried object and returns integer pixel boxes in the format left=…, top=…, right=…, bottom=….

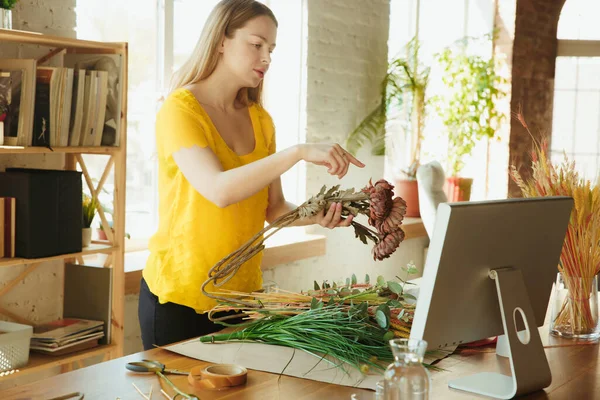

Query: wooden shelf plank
left=0, top=244, right=119, bottom=268
left=0, top=28, right=125, bottom=51
left=0, top=146, right=120, bottom=155
left=0, top=344, right=115, bottom=381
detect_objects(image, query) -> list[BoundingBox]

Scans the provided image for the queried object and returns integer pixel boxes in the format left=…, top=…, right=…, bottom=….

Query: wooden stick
left=132, top=382, right=149, bottom=400
left=96, top=156, right=115, bottom=194
left=37, top=47, right=65, bottom=64
left=77, top=155, right=115, bottom=243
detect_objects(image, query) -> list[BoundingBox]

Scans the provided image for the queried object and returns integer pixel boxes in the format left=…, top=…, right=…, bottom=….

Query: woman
left=139, top=0, right=365, bottom=350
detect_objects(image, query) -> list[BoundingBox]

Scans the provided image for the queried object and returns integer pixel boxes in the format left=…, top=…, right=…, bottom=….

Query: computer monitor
left=410, top=196, right=573, bottom=399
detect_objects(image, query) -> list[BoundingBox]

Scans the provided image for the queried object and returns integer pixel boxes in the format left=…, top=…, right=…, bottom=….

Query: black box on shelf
left=0, top=168, right=82, bottom=258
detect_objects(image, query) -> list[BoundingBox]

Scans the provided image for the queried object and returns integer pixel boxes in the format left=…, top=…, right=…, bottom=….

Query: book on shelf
left=63, top=53, right=123, bottom=147
left=0, top=52, right=123, bottom=149
left=0, top=197, right=16, bottom=258
left=30, top=318, right=104, bottom=355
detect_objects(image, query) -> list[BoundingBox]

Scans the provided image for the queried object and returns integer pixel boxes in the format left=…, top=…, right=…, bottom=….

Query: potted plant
left=434, top=35, right=507, bottom=201
left=95, top=205, right=130, bottom=241
left=82, top=193, right=98, bottom=247
left=0, top=0, right=18, bottom=29
left=346, top=37, right=430, bottom=217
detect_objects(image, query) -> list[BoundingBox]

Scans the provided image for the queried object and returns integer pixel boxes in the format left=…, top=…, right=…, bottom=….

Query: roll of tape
left=188, top=364, right=248, bottom=390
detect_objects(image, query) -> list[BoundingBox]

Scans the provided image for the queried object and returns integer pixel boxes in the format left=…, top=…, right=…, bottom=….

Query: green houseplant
left=434, top=35, right=507, bottom=201
left=82, top=193, right=98, bottom=247
left=0, top=0, right=18, bottom=9
left=346, top=37, right=430, bottom=217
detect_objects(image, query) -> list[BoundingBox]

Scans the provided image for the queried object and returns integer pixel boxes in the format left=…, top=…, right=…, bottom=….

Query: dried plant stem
left=132, top=383, right=149, bottom=400
left=511, top=116, right=600, bottom=335
left=202, top=187, right=376, bottom=307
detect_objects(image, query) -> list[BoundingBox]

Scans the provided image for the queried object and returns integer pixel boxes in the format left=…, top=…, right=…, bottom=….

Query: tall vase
left=550, top=272, right=600, bottom=340
left=0, top=9, right=12, bottom=30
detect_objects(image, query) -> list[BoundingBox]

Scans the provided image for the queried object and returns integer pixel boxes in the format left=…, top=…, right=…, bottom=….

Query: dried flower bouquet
left=202, top=179, right=408, bottom=307
left=511, top=118, right=600, bottom=337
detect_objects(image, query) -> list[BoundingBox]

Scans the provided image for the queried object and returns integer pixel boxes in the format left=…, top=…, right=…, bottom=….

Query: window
left=553, top=0, right=600, bottom=182
left=76, top=0, right=307, bottom=243
left=76, top=0, right=160, bottom=240
left=387, top=0, right=496, bottom=200
left=170, top=0, right=307, bottom=204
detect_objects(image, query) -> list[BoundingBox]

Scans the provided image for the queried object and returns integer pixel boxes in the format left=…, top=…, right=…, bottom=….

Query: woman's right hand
left=298, top=143, right=365, bottom=178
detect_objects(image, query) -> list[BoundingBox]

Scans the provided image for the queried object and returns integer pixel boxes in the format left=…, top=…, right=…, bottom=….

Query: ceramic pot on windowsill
left=82, top=227, right=92, bottom=248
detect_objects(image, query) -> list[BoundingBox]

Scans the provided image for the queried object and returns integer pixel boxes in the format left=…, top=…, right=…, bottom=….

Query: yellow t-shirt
left=143, top=88, right=276, bottom=312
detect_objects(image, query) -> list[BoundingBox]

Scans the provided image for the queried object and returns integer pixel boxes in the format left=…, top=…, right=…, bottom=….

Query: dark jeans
left=138, top=278, right=237, bottom=350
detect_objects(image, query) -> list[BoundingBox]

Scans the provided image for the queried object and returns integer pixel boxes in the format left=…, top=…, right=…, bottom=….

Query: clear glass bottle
left=383, top=338, right=430, bottom=400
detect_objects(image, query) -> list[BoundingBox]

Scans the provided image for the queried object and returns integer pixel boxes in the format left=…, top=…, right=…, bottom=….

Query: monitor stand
left=448, top=267, right=552, bottom=399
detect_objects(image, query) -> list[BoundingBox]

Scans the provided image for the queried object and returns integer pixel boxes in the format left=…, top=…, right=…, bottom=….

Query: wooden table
left=1, top=334, right=598, bottom=400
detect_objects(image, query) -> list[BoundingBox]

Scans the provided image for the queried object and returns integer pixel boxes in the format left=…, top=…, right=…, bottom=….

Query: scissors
left=125, top=359, right=199, bottom=400
left=126, top=359, right=189, bottom=375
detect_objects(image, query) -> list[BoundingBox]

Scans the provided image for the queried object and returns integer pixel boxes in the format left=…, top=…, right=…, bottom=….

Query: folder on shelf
left=0, top=168, right=82, bottom=258
left=64, top=263, right=113, bottom=345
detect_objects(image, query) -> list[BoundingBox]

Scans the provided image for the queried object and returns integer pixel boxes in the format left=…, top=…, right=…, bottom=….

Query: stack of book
left=0, top=53, right=123, bottom=148
left=30, top=318, right=104, bottom=356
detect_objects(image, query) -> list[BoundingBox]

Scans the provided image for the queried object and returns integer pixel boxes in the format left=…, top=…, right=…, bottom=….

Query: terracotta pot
left=444, top=177, right=474, bottom=202
left=82, top=227, right=92, bottom=247
left=393, top=178, right=420, bottom=218
left=97, top=228, right=108, bottom=241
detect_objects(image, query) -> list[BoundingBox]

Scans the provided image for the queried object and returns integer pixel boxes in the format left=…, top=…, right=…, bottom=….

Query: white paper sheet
left=165, top=338, right=384, bottom=390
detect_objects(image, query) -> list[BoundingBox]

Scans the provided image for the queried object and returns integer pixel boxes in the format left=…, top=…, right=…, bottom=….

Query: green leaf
left=377, top=276, right=387, bottom=288
left=314, top=281, right=320, bottom=291
left=332, top=282, right=337, bottom=289
left=377, top=304, right=390, bottom=315
left=387, top=281, right=403, bottom=294
left=383, top=330, right=395, bottom=341
left=398, top=309, right=405, bottom=320
left=375, top=310, right=389, bottom=329
left=365, top=274, right=370, bottom=284
left=357, top=302, right=368, bottom=315
left=386, top=299, right=402, bottom=308
left=326, top=289, right=337, bottom=295
left=346, top=101, right=387, bottom=156
left=346, top=278, right=351, bottom=286
left=311, top=297, right=321, bottom=310
left=403, top=293, right=417, bottom=301
left=351, top=274, right=357, bottom=285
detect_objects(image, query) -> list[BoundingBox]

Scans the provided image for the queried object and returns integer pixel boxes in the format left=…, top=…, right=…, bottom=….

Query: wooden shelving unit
left=0, top=28, right=127, bottom=385
left=0, top=146, right=120, bottom=155
left=0, top=244, right=118, bottom=268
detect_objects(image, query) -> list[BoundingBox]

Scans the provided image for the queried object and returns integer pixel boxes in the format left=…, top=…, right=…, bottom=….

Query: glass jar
left=550, top=272, right=600, bottom=340
left=383, top=338, right=430, bottom=400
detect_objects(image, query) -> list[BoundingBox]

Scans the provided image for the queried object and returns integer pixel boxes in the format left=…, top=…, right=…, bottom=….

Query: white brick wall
left=12, top=0, right=76, bottom=37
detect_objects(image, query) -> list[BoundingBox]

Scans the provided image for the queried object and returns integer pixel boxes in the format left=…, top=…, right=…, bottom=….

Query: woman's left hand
left=314, top=202, right=354, bottom=229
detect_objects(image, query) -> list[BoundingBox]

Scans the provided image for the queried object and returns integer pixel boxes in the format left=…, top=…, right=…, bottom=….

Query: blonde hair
left=170, top=0, right=277, bottom=106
